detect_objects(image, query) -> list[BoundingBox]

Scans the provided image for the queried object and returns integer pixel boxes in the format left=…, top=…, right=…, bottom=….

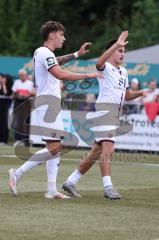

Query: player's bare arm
left=49, top=64, right=103, bottom=81
left=56, top=54, right=76, bottom=65
left=56, top=42, right=92, bottom=65
left=96, top=31, right=128, bottom=70
left=125, top=89, right=146, bottom=101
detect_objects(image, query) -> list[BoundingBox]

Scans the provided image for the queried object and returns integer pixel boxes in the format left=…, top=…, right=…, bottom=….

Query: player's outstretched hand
left=87, top=72, right=103, bottom=79
left=117, top=31, right=129, bottom=47
left=78, top=42, right=92, bottom=56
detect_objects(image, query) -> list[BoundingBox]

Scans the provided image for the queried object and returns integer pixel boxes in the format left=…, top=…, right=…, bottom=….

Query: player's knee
left=46, top=142, right=62, bottom=156
left=103, top=148, right=114, bottom=156
left=49, top=149, right=59, bottom=156
left=109, top=147, right=114, bottom=155
left=100, top=147, right=114, bottom=161
left=102, top=144, right=114, bottom=155
left=90, top=145, right=102, bottom=161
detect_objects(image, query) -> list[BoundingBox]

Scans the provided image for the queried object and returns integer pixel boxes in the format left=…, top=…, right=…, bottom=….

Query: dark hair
left=40, top=21, right=65, bottom=41
left=106, top=39, right=117, bottom=50
left=4, top=74, right=13, bottom=82
left=3, top=74, right=13, bottom=95
left=148, top=78, right=157, bottom=84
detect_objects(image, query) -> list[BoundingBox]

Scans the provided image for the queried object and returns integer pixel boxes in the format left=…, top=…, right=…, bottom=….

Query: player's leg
left=78, top=142, right=102, bottom=173
left=8, top=146, right=54, bottom=196
left=9, top=140, right=70, bottom=199
left=45, top=141, right=70, bottom=199
left=99, top=140, right=121, bottom=199
left=8, top=100, right=69, bottom=198
left=62, top=142, right=102, bottom=197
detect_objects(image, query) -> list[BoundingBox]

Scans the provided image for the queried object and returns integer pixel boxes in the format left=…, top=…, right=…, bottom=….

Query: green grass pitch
left=0, top=146, right=159, bottom=240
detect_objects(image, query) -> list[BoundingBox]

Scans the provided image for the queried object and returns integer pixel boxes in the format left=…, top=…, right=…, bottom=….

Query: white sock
left=15, top=148, right=52, bottom=180
left=46, top=154, right=60, bottom=193
left=103, top=176, right=113, bottom=188
left=67, top=169, right=82, bottom=185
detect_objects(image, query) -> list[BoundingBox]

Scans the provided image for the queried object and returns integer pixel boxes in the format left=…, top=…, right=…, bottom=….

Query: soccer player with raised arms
left=63, top=31, right=145, bottom=199
left=8, top=20, right=102, bottom=199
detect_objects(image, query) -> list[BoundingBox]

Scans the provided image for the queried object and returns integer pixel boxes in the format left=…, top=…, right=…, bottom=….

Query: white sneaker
left=8, top=169, right=18, bottom=196
left=62, top=182, right=81, bottom=198
left=104, top=186, right=121, bottom=200
left=44, top=192, right=71, bottom=199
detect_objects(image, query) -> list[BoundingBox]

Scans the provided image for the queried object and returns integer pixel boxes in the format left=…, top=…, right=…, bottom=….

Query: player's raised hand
left=117, top=31, right=128, bottom=47
left=77, top=42, right=92, bottom=56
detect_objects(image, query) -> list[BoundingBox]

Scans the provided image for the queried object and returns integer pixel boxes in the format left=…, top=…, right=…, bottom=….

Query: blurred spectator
left=11, top=69, right=35, bottom=146
left=0, top=73, right=13, bottom=145
left=143, top=78, right=159, bottom=122
left=126, top=78, right=142, bottom=114
left=78, top=93, right=96, bottom=111
left=143, top=78, right=159, bottom=103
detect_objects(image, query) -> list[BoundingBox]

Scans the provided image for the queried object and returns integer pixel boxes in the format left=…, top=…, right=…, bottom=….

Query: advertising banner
left=115, top=114, right=159, bottom=151
left=0, top=56, right=158, bottom=89
left=30, top=110, right=159, bottom=152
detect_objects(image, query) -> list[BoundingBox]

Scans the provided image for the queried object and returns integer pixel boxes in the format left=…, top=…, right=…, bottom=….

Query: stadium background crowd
left=1, top=68, right=159, bottom=146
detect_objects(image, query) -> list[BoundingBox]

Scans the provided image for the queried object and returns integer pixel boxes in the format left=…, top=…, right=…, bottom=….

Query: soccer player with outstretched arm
left=8, top=21, right=102, bottom=199
left=62, top=31, right=145, bottom=199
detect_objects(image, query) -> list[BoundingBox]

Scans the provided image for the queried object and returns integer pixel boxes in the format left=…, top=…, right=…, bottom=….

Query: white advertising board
left=115, top=114, right=159, bottom=151
left=30, top=110, right=159, bottom=152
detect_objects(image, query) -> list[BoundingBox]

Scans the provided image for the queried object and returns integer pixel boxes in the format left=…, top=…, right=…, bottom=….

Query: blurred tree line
left=0, top=0, right=159, bottom=58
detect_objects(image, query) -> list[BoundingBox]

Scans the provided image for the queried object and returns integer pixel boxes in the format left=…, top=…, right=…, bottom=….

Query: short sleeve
left=44, top=50, right=58, bottom=70
left=12, top=80, right=18, bottom=92
left=96, top=62, right=106, bottom=72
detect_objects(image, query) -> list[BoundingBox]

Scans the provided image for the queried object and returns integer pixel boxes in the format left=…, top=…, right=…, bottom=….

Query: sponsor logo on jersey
left=119, top=78, right=124, bottom=86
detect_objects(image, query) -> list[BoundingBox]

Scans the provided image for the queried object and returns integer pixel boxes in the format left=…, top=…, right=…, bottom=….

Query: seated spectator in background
left=126, top=78, right=142, bottom=114
left=11, top=69, right=35, bottom=146
left=0, top=73, right=13, bottom=145
left=143, top=78, right=159, bottom=122
left=78, top=93, right=96, bottom=111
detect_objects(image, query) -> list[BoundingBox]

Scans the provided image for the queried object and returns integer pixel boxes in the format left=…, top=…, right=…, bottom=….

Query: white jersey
left=32, top=46, right=63, bottom=141
left=33, top=46, right=61, bottom=99
left=96, top=62, right=129, bottom=106
left=94, top=62, right=129, bottom=142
